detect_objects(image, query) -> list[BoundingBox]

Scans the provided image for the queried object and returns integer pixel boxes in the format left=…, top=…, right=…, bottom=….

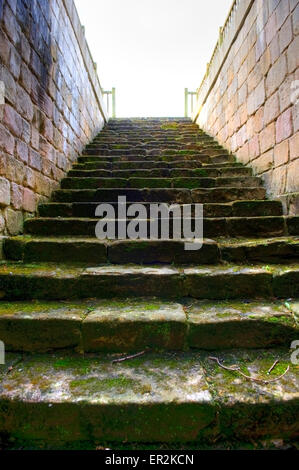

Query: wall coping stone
left=193, top=0, right=255, bottom=122
left=62, top=0, right=108, bottom=123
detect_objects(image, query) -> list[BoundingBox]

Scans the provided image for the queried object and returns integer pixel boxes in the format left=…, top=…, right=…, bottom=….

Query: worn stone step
left=68, top=167, right=253, bottom=178
left=23, top=216, right=286, bottom=238
left=38, top=200, right=283, bottom=218
left=73, top=160, right=243, bottom=171
left=0, top=349, right=298, bottom=443
left=0, top=299, right=297, bottom=353
left=60, top=176, right=261, bottom=190
left=52, top=187, right=266, bottom=203
left=4, top=237, right=220, bottom=265
left=0, top=262, right=298, bottom=300
left=78, top=154, right=213, bottom=164
left=85, top=148, right=147, bottom=156
left=6, top=236, right=298, bottom=265
left=220, top=237, right=299, bottom=264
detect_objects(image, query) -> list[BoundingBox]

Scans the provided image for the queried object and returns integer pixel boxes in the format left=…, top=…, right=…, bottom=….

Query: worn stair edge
left=0, top=299, right=297, bottom=353
left=60, top=176, right=262, bottom=190
left=23, top=216, right=291, bottom=239
left=3, top=237, right=299, bottom=265
left=0, top=263, right=298, bottom=300
left=37, top=200, right=284, bottom=219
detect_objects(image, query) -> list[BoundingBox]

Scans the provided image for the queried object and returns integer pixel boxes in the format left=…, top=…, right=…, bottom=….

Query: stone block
left=269, top=35, right=280, bottom=64
left=248, top=135, right=260, bottom=159
left=289, top=132, right=299, bottom=160
left=4, top=208, right=23, bottom=235
left=16, top=85, right=34, bottom=121
left=279, top=17, right=293, bottom=53
left=270, top=165, right=287, bottom=195
left=266, top=12, right=277, bottom=45
left=276, top=0, right=290, bottom=30
left=293, top=104, right=299, bottom=133
left=15, top=140, right=28, bottom=164
left=9, top=46, right=21, bottom=80
left=287, top=35, right=299, bottom=73
left=286, top=159, right=299, bottom=192
left=279, top=74, right=294, bottom=112
left=248, top=80, right=265, bottom=115
left=266, top=54, right=287, bottom=96
left=11, top=182, right=22, bottom=210
left=274, top=140, right=289, bottom=167
left=0, top=28, right=11, bottom=66
left=252, top=150, right=273, bottom=174
left=3, top=105, right=23, bottom=138
left=0, top=177, right=10, bottom=207
left=276, top=108, right=293, bottom=143
left=29, top=149, right=42, bottom=171
left=259, top=122, right=276, bottom=153
left=264, top=90, right=280, bottom=124
left=20, top=63, right=32, bottom=94
left=0, top=124, right=15, bottom=155
left=23, top=188, right=36, bottom=213
left=292, top=4, right=299, bottom=34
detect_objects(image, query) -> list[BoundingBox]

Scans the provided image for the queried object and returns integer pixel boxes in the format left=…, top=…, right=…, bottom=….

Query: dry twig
left=267, top=359, right=279, bottom=375
left=112, top=350, right=146, bottom=364
left=208, top=356, right=289, bottom=385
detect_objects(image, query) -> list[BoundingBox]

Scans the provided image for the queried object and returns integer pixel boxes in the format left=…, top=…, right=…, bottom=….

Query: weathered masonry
left=0, top=0, right=107, bottom=237
left=0, top=0, right=298, bottom=450
left=194, top=0, right=299, bottom=215
left=0, top=117, right=298, bottom=446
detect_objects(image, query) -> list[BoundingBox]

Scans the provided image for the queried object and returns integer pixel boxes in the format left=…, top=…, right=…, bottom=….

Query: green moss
left=111, top=144, right=131, bottom=149
left=70, top=376, right=137, bottom=393
left=161, top=123, right=179, bottom=130
left=193, top=169, right=208, bottom=177
left=265, top=315, right=295, bottom=326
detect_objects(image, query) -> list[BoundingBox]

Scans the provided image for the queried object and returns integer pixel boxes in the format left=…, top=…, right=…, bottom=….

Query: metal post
left=112, top=87, right=116, bottom=118
left=184, top=88, right=188, bottom=117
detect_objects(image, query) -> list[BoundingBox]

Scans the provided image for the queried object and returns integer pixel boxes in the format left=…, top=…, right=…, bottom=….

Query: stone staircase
left=0, top=118, right=298, bottom=448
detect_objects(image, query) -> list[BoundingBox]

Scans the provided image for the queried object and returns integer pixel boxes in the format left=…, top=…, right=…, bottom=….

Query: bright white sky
left=74, top=0, right=232, bottom=117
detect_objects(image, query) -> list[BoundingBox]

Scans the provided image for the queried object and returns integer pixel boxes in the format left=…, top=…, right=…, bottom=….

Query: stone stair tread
left=0, top=298, right=297, bottom=353
left=51, top=186, right=266, bottom=203
left=38, top=200, right=283, bottom=218
left=4, top=235, right=299, bottom=264
left=60, top=176, right=261, bottom=190
left=0, top=261, right=298, bottom=300
left=0, top=349, right=298, bottom=442
left=23, top=215, right=291, bottom=239
left=68, top=167, right=252, bottom=178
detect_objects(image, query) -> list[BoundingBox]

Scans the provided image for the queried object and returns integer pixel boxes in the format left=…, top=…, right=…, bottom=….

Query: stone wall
left=0, top=0, right=107, bottom=235
left=194, top=0, right=299, bottom=214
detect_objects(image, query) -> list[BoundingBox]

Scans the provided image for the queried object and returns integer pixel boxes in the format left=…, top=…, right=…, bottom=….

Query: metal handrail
left=184, top=88, right=197, bottom=117
left=102, top=87, right=116, bottom=118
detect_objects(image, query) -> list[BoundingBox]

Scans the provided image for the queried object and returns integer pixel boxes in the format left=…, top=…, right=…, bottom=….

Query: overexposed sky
left=74, top=0, right=232, bottom=117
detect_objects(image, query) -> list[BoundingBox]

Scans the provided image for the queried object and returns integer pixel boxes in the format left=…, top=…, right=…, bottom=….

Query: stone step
left=221, top=237, right=299, bottom=263
left=5, top=236, right=298, bottom=264
left=78, top=154, right=213, bottom=164
left=60, top=176, right=262, bottom=190
left=52, top=187, right=266, bottom=203
left=0, top=262, right=298, bottom=300
left=23, top=216, right=287, bottom=238
left=38, top=200, right=283, bottom=218
left=73, top=160, right=243, bottom=170
left=0, top=349, right=298, bottom=443
left=0, top=299, right=297, bottom=353
left=92, top=140, right=214, bottom=147
left=4, top=238, right=220, bottom=264
left=68, top=167, right=253, bottom=178
left=85, top=144, right=220, bottom=153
